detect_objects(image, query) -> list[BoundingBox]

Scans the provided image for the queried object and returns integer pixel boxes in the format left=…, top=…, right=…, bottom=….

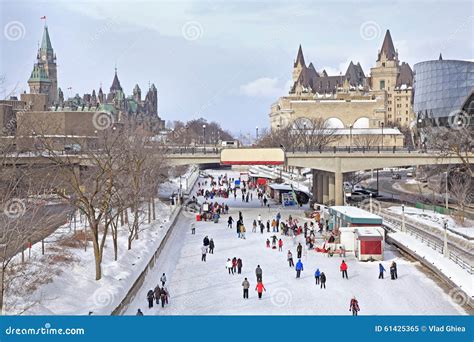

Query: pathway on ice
left=125, top=170, right=466, bottom=315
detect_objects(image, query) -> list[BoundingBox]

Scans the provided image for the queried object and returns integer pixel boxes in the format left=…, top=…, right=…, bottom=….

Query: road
left=0, top=202, right=72, bottom=260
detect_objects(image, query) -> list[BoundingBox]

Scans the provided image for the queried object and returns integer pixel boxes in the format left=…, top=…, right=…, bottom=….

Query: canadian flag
left=40, top=16, right=46, bottom=20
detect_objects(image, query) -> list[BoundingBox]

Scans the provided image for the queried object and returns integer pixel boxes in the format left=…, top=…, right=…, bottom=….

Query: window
left=406, top=110, right=408, bottom=114
left=380, top=80, right=385, bottom=89
left=382, top=62, right=386, bottom=67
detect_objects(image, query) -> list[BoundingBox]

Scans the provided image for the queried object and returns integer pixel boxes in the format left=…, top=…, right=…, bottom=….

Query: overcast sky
left=1, top=0, right=472, bottom=135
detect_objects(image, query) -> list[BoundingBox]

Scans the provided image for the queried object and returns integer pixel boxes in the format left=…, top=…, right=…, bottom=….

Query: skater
left=160, top=287, right=169, bottom=308
left=226, top=258, right=234, bottom=274
left=349, top=297, right=360, bottom=316
left=191, top=223, right=196, bottom=234
left=252, top=220, right=257, bottom=233
left=201, top=245, right=207, bottom=262
left=203, top=236, right=210, bottom=247
left=295, top=259, right=304, bottom=278
left=255, top=265, right=263, bottom=282
left=263, top=196, right=268, bottom=207
left=260, top=222, right=264, bottom=234
left=297, top=243, right=303, bottom=259
left=390, top=261, right=398, bottom=279
left=228, top=216, right=234, bottom=229
left=147, top=289, right=154, bottom=308
left=378, top=263, right=386, bottom=279
left=287, top=250, right=294, bottom=267
left=340, top=260, right=348, bottom=279
left=160, top=273, right=167, bottom=286
left=257, top=214, right=262, bottom=226
left=240, top=224, right=246, bottom=239
left=320, top=272, right=326, bottom=289
left=154, top=284, right=161, bottom=305
left=314, top=268, right=321, bottom=285
left=266, top=239, right=270, bottom=248
left=267, top=220, right=271, bottom=232
left=209, top=238, right=215, bottom=254
left=232, top=257, right=237, bottom=273
left=278, top=239, right=283, bottom=252
left=255, top=281, right=266, bottom=299
left=136, top=309, right=144, bottom=316
left=236, top=222, right=241, bottom=238
left=237, top=258, right=243, bottom=274
left=242, top=278, right=250, bottom=299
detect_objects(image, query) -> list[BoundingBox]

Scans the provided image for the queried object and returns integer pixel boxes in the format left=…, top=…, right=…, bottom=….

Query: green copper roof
left=40, top=25, right=53, bottom=52
left=28, top=64, right=51, bottom=83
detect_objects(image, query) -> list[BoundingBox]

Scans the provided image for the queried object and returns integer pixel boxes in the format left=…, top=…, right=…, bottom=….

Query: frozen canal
left=125, top=170, right=466, bottom=315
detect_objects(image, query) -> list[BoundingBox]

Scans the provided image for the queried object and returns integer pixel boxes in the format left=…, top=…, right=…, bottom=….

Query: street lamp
left=349, top=124, right=353, bottom=152
left=185, top=125, right=189, bottom=149
left=401, top=204, right=406, bottom=232
left=443, top=220, right=448, bottom=257
left=202, top=124, right=206, bottom=148
left=381, top=122, right=384, bottom=150
left=256, top=126, right=259, bottom=141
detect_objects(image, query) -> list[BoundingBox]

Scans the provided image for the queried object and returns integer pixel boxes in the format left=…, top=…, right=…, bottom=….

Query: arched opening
left=352, top=117, right=370, bottom=128
left=324, top=117, right=345, bottom=129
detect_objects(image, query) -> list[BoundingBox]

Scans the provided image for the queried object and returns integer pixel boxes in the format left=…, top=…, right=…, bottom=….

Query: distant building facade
left=270, top=30, right=415, bottom=134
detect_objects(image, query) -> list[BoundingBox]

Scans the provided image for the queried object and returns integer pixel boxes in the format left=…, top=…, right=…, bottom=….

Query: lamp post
left=202, top=124, right=206, bottom=150
left=401, top=204, right=406, bottom=232
left=369, top=193, right=373, bottom=213
left=256, top=126, right=259, bottom=142
left=443, top=220, right=448, bottom=257
left=185, top=125, right=189, bottom=149
left=349, top=124, right=353, bottom=153
left=381, top=122, right=384, bottom=150
left=445, top=169, right=449, bottom=210
left=303, top=122, right=307, bottom=152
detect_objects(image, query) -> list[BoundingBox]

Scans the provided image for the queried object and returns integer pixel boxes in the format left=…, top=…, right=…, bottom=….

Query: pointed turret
left=110, top=68, right=123, bottom=93
left=294, top=44, right=306, bottom=68
left=439, top=53, right=443, bottom=60
left=377, top=30, right=397, bottom=61
left=40, top=25, right=53, bottom=53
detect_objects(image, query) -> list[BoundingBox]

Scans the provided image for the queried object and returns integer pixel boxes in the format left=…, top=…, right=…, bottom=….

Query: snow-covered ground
left=4, top=167, right=199, bottom=315
left=388, top=231, right=473, bottom=299
left=125, top=169, right=467, bottom=316
left=386, top=206, right=474, bottom=239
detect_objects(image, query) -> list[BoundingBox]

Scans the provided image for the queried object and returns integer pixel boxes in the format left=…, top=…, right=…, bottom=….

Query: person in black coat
left=390, top=261, right=398, bottom=280
left=237, top=258, right=243, bottom=274
left=147, top=289, right=154, bottom=308
left=297, top=243, right=303, bottom=259
left=209, top=239, right=215, bottom=254
left=320, top=272, right=327, bottom=289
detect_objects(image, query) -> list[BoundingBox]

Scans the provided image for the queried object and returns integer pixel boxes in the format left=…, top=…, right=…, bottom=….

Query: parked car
left=406, top=171, right=414, bottom=177
left=392, top=173, right=401, bottom=180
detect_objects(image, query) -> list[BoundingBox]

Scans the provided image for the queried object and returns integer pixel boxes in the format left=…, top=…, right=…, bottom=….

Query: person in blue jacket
left=295, top=259, right=304, bottom=278
left=314, top=268, right=321, bottom=285
left=378, top=263, right=386, bottom=279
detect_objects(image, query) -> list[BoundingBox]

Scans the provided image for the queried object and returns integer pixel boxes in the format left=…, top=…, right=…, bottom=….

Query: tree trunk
left=148, top=200, right=151, bottom=224
left=0, top=267, right=5, bottom=315
left=124, top=209, right=129, bottom=224
left=120, top=209, right=124, bottom=226
left=152, top=197, right=156, bottom=220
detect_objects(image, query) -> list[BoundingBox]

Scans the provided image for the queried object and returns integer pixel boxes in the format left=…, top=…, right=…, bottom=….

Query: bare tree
left=353, top=134, right=381, bottom=149
left=449, top=170, right=472, bottom=224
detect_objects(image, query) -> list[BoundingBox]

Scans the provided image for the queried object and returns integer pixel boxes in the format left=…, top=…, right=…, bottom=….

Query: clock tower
left=28, top=25, right=58, bottom=106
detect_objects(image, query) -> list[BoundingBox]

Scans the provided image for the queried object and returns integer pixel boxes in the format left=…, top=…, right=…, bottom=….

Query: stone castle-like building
left=270, top=30, right=414, bottom=133
left=25, top=24, right=164, bottom=130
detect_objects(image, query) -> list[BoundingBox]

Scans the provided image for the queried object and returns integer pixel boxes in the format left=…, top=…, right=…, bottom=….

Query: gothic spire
left=40, top=25, right=53, bottom=53
left=294, top=44, right=306, bottom=68
left=377, top=30, right=396, bottom=61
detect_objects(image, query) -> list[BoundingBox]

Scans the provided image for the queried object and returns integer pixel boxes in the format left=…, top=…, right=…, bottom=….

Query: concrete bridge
left=166, top=148, right=471, bottom=206
left=4, top=148, right=470, bottom=206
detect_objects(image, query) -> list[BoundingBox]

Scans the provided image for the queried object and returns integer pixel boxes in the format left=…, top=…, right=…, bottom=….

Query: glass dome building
left=413, top=58, right=473, bottom=127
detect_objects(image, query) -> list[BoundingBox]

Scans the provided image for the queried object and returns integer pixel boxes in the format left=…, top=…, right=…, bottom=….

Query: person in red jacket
left=278, top=239, right=283, bottom=252
left=340, top=260, right=348, bottom=279
left=255, top=281, right=266, bottom=299
left=349, top=296, right=360, bottom=316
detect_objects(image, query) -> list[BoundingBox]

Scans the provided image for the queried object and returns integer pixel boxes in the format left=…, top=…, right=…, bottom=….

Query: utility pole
left=401, top=204, right=406, bottom=232
left=443, top=220, right=448, bottom=257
